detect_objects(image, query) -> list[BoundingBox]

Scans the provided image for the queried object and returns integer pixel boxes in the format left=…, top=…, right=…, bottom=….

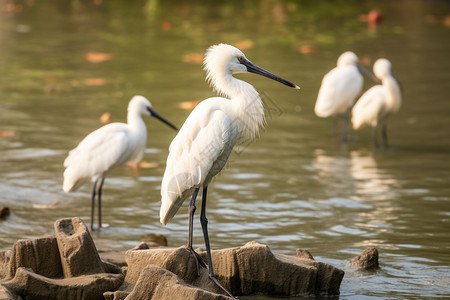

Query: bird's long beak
left=148, top=108, right=178, bottom=131
left=240, top=58, right=300, bottom=89
left=357, top=64, right=381, bottom=84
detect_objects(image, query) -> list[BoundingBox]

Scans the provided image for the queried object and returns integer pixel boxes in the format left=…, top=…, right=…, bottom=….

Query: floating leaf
left=234, top=40, right=254, bottom=51
left=182, top=53, right=204, bottom=64
left=83, top=78, right=107, bottom=86
left=0, top=130, right=17, bottom=137
left=178, top=100, right=200, bottom=110
left=85, top=52, right=113, bottom=63
left=100, top=112, right=111, bottom=124
left=299, top=45, right=316, bottom=54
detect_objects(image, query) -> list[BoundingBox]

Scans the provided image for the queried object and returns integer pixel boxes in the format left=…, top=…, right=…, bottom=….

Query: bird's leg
left=90, top=179, right=99, bottom=232
left=341, top=112, right=349, bottom=142
left=97, top=177, right=105, bottom=229
left=200, top=186, right=236, bottom=299
left=372, top=125, right=379, bottom=149
left=381, top=123, right=389, bottom=149
left=332, top=115, right=339, bottom=138
left=187, top=188, right=206, bottom=275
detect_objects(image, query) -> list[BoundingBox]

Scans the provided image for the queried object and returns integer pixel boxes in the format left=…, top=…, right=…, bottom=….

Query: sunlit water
left=1, top=1, right=449, bottom=299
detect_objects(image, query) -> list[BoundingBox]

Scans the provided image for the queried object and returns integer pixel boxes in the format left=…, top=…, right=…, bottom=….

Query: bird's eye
left=238, top=56, right=244, bottom=62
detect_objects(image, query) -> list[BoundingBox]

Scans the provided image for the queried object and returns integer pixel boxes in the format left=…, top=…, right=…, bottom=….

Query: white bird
left=160, top=44, right=299, bottom=298
left=352, top=58, right=402, bottom=148
left=315, top=51, right=378, bottom=141
left=63, top=95, right=177, bottom=231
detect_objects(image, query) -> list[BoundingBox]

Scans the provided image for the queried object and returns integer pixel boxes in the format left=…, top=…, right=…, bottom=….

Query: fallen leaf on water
left=139, top=161, right=158, bottom=168
left=85, top=52, right=113, bottom=63
left=299, top=45, right=316, bottom=54
left=360, top=55, right=372, bottom=66
left=33, top=199, right=60, bottom=209
left=234, top=40, right=254, bottom=51
left=100, top=112, right=111, bottom=123
left=0, top=130, right=16, bottom=137
left=161, top=20, right=172, bottom=31
left=182, top=53, right=204, bottom=64
left=178, top=100, right=200, bottom=110
left=83, top=78, right=108, bottom=86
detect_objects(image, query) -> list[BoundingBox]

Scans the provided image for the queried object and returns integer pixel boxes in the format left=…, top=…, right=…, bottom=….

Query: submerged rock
left=350, top=247, right=379, bottom=270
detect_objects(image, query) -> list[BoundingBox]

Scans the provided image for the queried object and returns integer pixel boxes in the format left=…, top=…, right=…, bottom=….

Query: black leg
left=332, top=115, right=338, bottom=137
left=372, top=125, right=379, bottom=148
left=97, top=177, right=105, bottom=229
left=200, top=186, right=236, bottom=299
left=381, top=123, right=388, bottom=149
left=341, top=112, right=349, bottom=142
left=187, top=188, right=206, bottom=274
left=90, top=178, right=99, bottom=232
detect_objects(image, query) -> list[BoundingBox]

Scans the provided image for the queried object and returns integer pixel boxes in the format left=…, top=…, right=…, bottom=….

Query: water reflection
left=312, top=149, right=400, bottom=243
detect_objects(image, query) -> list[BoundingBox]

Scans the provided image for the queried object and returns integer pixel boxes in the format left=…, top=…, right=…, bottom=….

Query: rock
left=7, top=236, right=62, bottom=279
left=0, top=251, right=11, bottom=280
left=296, top=248, right=314, bottom=260
left=98, top=250, right=127, bottom=268
left=0, top=207, right=10, bottom=219
left=141, top=233, right=168, bottom=247
left=125, top=265, right=230, bottom=300
left=109, top=241, right=343, bottom=299
left=0, top=217, right=125, bottom=300
left=3, top=267, right=123, bottom=300
left=349, top=247, right=379, bottom=270
left=54, top=217, right=106, bottom=277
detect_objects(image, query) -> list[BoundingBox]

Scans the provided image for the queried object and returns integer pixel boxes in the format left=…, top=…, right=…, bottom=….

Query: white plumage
left=63, top=95, right=177, bottom=230
left=159, top=43, right=299, bottom=298
left=352, top=58, right=402, bottom=147
left=314, top=51, right=377, bottom=141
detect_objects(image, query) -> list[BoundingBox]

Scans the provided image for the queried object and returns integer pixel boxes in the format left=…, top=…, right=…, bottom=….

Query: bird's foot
left=186, top=246, right=207, bottom=276
left=209, top=274, right=237, bottom=299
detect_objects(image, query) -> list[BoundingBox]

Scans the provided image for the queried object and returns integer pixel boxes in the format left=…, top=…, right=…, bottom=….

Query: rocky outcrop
left=0, top=218, right=345, bottom=300
left=0, top=217, right=124, bottom=300
left=349, top=247, right=379, bottom=271
left=108, top=241, right=344, bottom=299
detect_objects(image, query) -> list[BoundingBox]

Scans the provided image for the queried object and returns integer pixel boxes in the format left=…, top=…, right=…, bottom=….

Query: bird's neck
left=226, top=78, right=265, bottom=145
left=127, top=111, right=147, bottom=137
left=383, top=77, right=402, bottom=113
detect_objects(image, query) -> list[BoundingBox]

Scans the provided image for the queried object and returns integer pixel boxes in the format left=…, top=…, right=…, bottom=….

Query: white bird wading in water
left=352, top=58, right=402, bottom=148
left=314, top=51, right=379, bottom=141
left=159, top=44, right=300, bottom=298
left=63, top=95, right=177, bottom=231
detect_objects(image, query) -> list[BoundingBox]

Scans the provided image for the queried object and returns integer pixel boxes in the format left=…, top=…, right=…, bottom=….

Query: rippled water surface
left=1, top=1, right=449, bottom=299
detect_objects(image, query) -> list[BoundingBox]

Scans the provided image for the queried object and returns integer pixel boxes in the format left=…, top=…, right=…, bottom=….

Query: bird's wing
left=63, top=123, right=131, bottom=192
left=315, top=66, right=363, bottom=117
left=351, top=86, right=386, bottom=129
left=160, top=101, right=237, bottom=225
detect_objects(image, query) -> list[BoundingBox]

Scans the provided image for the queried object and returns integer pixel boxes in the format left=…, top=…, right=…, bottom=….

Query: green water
left=1, top=1, right=449, bottom=298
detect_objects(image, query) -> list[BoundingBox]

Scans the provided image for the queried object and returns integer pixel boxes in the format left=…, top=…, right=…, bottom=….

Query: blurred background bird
left=315, top=51, right=379, bottom=141
left=352, top=58, right=402, bottom=148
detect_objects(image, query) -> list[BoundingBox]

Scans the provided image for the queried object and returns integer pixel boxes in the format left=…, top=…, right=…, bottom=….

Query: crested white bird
left=63, top=95, right=177, bottom=231
left=160, top=43, right=299, bottom=298
left=315, top=51, right=378, bottom=141
left=352, top=58, right=402, bottom=148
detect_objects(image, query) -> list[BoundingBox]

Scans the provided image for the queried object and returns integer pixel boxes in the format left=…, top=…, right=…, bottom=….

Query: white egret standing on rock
left=352, top=58, right=402, bottom=148
left=63, top=95, right=177, bottom=231
left=314, top=51, right=379, bottom=141
left=159, top=44, right=300, bottom=298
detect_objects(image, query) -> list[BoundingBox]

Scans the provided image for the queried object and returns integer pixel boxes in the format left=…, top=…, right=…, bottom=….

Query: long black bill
left=357, top=64, right=381, bottom=84
left=240, top=58, right=300, bottom=89
left=148, top=108, right=178, bottom=131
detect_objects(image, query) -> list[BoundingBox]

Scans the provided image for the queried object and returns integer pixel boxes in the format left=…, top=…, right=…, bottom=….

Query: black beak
left=240, top=58, right=300, bottom=89
left=357, top=64, right=381, bottom=84
left=148, top=108, right=178, bottom=131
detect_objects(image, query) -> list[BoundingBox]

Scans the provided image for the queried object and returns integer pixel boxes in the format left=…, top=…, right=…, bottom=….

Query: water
left=1, top=1, right=449, bottom=298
